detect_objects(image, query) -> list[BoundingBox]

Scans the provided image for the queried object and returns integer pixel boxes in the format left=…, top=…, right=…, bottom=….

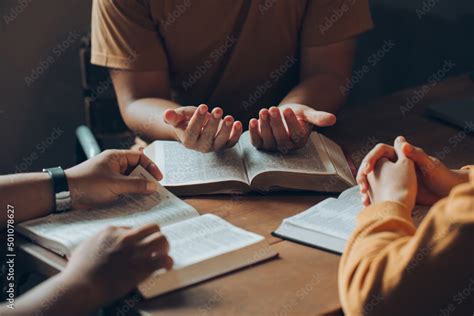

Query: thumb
left=164, top=109, right=187, bottom=128
left=303, top=108, right=337, bottom=127
left=404, top=143, right=434, bottom=170
left=116, top=176, right=158, bottom=195
left=394, top=136, right=409, bottom=160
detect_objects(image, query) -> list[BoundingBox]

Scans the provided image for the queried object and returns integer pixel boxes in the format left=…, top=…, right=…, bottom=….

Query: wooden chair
left=75, top=34, right=135, bottom=161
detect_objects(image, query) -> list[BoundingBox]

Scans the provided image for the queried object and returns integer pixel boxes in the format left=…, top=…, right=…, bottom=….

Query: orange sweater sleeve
left=338, top=167, right=474, bottom=316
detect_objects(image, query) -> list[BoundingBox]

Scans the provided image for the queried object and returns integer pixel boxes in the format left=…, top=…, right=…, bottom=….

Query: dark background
left=1, top=0, right=473, bottom=174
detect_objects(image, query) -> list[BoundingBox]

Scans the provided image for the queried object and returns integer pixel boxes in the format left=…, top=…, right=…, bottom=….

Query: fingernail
left=199, top=105, right=207, bottom=114
left=261, top=112, right=268, bottom=120
left=146, top=181, right=157, bottom=192
left=270, top=109, right=278, bottom=118
left=226, top=118, right=233, bottom=126
left=213, top=109, right=222, bottom=119
left=396, top=136, right=406, bottom=143
left=364, top=162, right=370, bottom=173
left=404, top=143, right=413, bottom=154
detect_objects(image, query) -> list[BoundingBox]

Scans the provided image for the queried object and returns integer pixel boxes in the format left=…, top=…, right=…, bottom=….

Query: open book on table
left=17, top=166, right=277, bottom=299
left=273, top=186, right=430, bottom=254
left=144, top=131, right=355, bottom=196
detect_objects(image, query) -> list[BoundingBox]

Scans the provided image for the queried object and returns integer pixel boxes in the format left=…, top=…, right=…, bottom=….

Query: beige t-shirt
left=91, top=0, right=373, bottom=123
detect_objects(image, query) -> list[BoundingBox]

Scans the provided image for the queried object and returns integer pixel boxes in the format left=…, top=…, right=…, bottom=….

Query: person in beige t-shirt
left=91, top=0, right=373, bottom=153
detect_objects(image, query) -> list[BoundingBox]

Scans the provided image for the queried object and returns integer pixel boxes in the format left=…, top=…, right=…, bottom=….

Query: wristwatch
left=43, top=167, right=72, bottom=213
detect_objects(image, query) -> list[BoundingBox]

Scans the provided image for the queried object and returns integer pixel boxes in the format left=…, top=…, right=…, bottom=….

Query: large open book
left=144, top=131, right=355, bottom=196
left=273, top=186, right=430, bottom=254
left=17, top=167, right=277, bottom=298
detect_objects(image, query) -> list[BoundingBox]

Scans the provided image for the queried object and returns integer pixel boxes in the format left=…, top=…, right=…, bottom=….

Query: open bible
left=144, top=131, right=356, bottom=196
left=17, top=166, right=277, bottom=299
left=273, top=186, right=430, bottom=254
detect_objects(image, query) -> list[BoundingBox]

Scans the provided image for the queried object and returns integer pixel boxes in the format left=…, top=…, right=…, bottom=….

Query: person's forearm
left=0, top=272, right=101, bottom=316
left=121, top=98, right=182, bottom=141
left=279, top=73, right=347, bottom=113
left=0, top=173, right=54, bottom=226
left=339, top=201, right=416, bottom=315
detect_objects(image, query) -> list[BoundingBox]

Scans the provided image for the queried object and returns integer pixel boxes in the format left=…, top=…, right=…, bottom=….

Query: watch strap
left=43, top=167, right=71, bottom=213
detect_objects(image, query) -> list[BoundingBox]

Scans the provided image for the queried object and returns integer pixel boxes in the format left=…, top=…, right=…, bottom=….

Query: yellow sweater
left=339, top=168, right=474, bottom=316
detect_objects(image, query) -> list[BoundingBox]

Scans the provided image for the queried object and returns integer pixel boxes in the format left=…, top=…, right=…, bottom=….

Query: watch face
left=56, top=191, right=70, bottom=199
left=55, top=191, right=72, bottom=212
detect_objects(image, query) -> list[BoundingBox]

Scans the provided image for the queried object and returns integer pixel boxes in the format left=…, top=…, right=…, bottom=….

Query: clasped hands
left=164, top=104, right=336, bottom=153
left=356, top=136, right=470, bottom=211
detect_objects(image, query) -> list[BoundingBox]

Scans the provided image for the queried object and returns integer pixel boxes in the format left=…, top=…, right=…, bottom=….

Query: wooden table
left=16, top=74, right=474, bottom=315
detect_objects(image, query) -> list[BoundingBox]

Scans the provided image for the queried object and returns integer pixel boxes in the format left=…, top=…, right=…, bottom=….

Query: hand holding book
left=65, top=149, right=163, bottom=209
left=64, top=224, right=173, bottom=308
left=18, top=166, right=277, bottom=299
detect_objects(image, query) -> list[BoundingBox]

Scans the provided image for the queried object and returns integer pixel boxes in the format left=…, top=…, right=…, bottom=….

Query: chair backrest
left=79, top=34, right=134, bottom=149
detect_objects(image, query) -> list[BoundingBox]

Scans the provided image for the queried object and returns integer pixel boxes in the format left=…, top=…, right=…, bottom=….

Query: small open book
left=17, top=167, right=277, bottom=298
left=273, top=187, right=430, bottom=254
left=144, top=131, right=355, bottom=196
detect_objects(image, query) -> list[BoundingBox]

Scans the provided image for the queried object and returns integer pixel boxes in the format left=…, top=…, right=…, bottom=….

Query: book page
left=319, top=134, right=356, bottom=186
left=285, top=188, right=363, bottom=240
left=17, top=166, right=199, bottom=251
left=284, top=186, right=429, bottom=241
left=239, top=131, right=335, bottom=181
left=148, top=140, right=249, bottom=186
left=162, top=214, right=264, bottom=269
left=337, top=186, right=362, bottom=203
left=339, top=186, right=430, bottom=227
